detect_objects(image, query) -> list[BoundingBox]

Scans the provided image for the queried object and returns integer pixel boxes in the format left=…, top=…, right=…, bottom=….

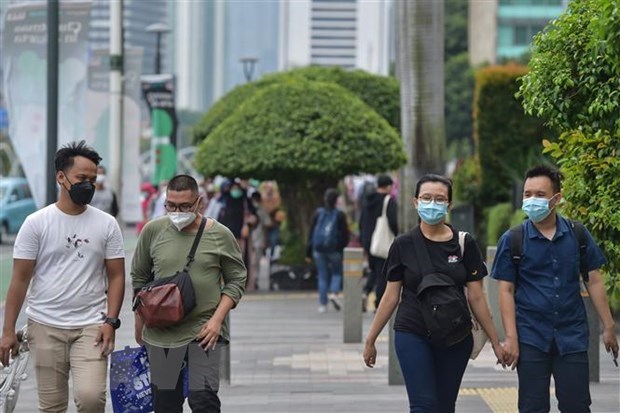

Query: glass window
left=514, top=26, right=529, bottom=45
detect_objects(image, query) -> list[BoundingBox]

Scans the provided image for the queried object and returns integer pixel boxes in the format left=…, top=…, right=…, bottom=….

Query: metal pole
left=343, top=248, right=364, bottom=343
left=46, top=0, right=59, bottom=206
left=110, top=0, right=124, bottom=218
left=155, top=33, right=161, bottom=74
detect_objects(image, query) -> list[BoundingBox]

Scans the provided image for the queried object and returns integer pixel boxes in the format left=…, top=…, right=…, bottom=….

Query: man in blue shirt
left=492, top=165, right=618, bottom=413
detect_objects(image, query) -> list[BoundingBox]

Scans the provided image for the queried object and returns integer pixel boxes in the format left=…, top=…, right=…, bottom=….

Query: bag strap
left=184, top=217, right=207, bottom=271
left=380, top=195, right=390, bottom=217
left=458, top=231, right=467, bottom=257
left=411, top=226, right=434, bottom=275
left=570, top=220, right=589, bottom=283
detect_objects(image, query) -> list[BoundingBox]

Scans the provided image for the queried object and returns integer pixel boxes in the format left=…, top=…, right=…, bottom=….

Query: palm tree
left=396, top=0, right=446, bottom=231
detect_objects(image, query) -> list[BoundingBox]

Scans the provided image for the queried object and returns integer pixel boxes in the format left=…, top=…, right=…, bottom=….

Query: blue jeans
left=394, top=330, right=472, bottom=413
left=517, top=342, right=590, bottom=413
left=313, top=251, right=343, bottom=305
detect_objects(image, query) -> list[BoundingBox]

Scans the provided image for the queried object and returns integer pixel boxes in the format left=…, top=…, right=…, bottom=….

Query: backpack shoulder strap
left=411, top=226, right=434, bottom=275
left=458, top=231, right=467, bottom=257
left=509, top=223, right=525, bottom=278
left=570, top=220, right=589, bottom=283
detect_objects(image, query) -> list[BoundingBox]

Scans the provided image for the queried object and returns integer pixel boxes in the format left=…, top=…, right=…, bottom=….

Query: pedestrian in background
left=492, top=165, right=618, bottom=413
left=91, top=165, right=119, bottom=217
left=363, top=174, right=504, bottom=413
left=307, top=188, right=349, bottom=313
left=0, top=141, right=125, bottom=413
left=359, top=174, right=398, bottom=310
left=132, top=174, right=246, bottom=413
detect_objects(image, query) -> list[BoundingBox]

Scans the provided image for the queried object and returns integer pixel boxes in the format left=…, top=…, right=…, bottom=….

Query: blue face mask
left=522, top=196, right=556, bottom=223
left=417, top=201, right=448, bottom=225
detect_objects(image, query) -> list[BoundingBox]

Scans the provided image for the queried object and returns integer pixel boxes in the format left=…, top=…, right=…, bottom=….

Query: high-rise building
left=469, top=0, right=568, bottom=65
left=173, top=0, right=393, bottom=113
left=89, top=0, right=169, bottom=75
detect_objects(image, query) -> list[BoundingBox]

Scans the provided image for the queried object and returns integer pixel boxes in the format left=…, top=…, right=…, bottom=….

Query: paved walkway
left=4, top=230, right=620, bottom=412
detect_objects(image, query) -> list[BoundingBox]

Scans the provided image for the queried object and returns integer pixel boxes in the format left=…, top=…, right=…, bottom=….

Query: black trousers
left=364, top=254, right=387, bottom=308
left=146, top=341, right=224, bottom=413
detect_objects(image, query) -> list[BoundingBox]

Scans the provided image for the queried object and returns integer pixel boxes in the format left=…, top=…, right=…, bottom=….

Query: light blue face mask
left=417, top=201, right=448, bottom=225
left=522, top=195, right=556, bottom=223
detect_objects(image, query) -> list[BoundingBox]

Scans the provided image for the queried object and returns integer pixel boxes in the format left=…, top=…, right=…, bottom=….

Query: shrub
left=486, top=203, right=514, bottom=246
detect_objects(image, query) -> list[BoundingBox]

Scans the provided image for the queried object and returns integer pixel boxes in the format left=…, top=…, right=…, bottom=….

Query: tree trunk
left=278, top=179, right=337, bottom=258
left=396, top=0, right=446, bottom=232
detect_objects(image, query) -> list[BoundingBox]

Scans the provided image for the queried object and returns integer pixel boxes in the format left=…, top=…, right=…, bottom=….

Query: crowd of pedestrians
left=0, top=141, right=617, bottom=413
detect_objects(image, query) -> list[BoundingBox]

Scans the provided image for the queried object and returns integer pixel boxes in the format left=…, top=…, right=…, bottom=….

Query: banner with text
left=141, top=74, right=178, bottom=186
left=2, top=1, right=91, bottom=207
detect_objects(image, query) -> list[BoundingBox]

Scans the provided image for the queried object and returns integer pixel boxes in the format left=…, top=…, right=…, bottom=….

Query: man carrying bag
left=131, top=175, right=247, bottom=413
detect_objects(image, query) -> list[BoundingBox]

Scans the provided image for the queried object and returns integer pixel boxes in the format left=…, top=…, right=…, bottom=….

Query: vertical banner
left=85, top=47, right=144, bottom=223
left=2, top=1, right=91, bottom=207
left=141, top=74, right=178, bottom=186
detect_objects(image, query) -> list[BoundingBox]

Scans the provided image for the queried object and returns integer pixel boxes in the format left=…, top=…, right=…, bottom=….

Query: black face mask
left=63, top=177, right=95, bottom=206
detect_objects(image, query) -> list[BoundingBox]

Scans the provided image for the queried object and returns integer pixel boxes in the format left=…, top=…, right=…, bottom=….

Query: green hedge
left=473, top=64, right=550, bottom=206
left=486, top=203, right=514, bottom=246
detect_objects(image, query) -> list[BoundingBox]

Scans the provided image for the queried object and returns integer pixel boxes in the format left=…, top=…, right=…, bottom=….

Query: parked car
left=0, top=177, right=37, bottom=243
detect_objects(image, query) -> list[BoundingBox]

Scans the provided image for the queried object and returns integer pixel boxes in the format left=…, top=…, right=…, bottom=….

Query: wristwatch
left=104, top=317, right=121, bottom=330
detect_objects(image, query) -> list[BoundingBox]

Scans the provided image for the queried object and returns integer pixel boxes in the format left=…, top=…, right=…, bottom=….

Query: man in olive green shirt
left=131, top=175, right=246, bottom=413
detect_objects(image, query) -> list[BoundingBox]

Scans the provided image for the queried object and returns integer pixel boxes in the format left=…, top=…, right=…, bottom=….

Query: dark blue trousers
left=394, top=330, right=473, bottom=413
left=517, top=342, right=590, bottom=413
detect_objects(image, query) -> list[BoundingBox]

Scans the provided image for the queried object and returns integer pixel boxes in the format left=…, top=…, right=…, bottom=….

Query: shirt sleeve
left=583, top=227, right=607, bottom=272
left=462, top=232, right=488, bottom=282
left=490, top=230, right=517, bottom=283
left=218, top=226, right=247, bottom=307
left=13, top=215, right=40, bottom=260
left=105, top=219, right=125, bottom=259
left=131, top=223, right=155, bottom=290
left=385, top=239, right=405, bottom=282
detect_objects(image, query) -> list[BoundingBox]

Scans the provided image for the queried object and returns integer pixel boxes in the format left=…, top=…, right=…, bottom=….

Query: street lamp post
left=146, top=22, right=170, bottom=74
left=239, top=57, right=259, bottom=82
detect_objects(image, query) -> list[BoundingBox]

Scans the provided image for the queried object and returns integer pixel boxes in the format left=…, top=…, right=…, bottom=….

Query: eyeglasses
left=164, top=198, right=199, bottom=213
left=418, top=195, right=449, bottom=205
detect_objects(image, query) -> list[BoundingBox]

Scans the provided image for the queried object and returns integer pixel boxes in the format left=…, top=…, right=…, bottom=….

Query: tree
left=395, top=0, right=446, bottom=231
left=445, top=52, right=474, bottom=151
left=519, top=0, right=620, bottom=296
left=444, top=0, right=468, bottom=59
left=194, top=79, right=406, bottom=240
left=519, top=0, right=619, bottom=134
left=192, top=66, right=401, bottom=145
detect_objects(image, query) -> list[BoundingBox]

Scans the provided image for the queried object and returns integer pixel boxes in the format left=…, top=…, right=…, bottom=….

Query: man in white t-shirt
left=0, top=141, right=125, bottom=413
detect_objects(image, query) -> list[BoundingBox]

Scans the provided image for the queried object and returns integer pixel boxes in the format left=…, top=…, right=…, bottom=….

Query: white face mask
left=96, top=174, right=106, bottom=185
left=168, top=212, right=196, bottom=231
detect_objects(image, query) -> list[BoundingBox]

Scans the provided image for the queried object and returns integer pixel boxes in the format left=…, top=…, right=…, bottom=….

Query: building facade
left=469, top=0, right=568, bottom=65
left=173, top=0, right=393, bottom=113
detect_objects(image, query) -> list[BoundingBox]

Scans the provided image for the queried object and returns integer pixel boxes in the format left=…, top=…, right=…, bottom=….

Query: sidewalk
left=7, top=237, right=620, bottom=412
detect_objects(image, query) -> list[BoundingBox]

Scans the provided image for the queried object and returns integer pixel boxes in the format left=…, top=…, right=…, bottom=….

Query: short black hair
left=167, top=174, right=199, bottom=195
left=524, top=165, right=562, bottom=193
left=377, top=174, right=393, bottom=188
left=54, top=140, right=102, bottom=172
left=415, top=174, right=453, bottom=202
left=324, top=188, right=340, bottom=209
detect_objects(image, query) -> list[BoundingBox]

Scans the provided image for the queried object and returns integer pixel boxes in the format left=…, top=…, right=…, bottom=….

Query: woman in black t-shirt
left=363, top=174, right=504, bottom=413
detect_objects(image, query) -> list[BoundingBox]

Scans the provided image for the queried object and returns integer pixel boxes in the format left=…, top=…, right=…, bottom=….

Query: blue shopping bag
left=110, top=346, right=189, bottom=413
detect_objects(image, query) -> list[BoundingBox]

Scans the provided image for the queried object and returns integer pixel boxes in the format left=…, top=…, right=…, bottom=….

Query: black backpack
left=412, top=227, right=472, bottom=347
left=510, top=219, right=589, bottom=282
